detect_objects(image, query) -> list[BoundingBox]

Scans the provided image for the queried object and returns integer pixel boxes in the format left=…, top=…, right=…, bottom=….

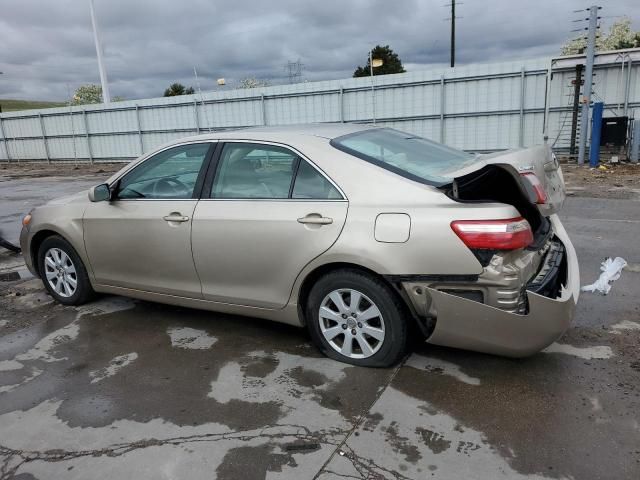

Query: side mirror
left=88, top=184, right=111, bottom=202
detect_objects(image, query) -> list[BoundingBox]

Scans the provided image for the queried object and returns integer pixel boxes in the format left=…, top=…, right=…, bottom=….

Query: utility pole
left=89, top=0, right=111, bottom=104
left=577, top=5, right=599, bottom=165
left=569, top=64, right=583, bottom=155
left=450, top=0, right=456, bottom=67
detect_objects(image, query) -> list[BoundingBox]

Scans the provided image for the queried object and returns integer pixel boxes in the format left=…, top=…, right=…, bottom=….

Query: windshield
left=330, top=128, right=477, bottom=186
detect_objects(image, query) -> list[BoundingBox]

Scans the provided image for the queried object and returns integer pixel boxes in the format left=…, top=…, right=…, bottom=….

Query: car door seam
left=281, top=200, right=351, bottom=310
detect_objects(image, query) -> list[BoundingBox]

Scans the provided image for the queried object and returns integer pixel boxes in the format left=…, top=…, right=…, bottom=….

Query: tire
left=306, top=269, right=408, bottom=367
left=38, top=235, right=95, bottom=306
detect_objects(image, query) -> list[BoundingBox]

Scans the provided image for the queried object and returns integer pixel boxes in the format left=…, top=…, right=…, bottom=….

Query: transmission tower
left=285, top=59, right=304, bottom=84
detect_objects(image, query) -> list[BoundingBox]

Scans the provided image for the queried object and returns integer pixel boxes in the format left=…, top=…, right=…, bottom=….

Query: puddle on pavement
left=0, top=299, right=391, bottom=438
left=0, top=295, right=397, bottom=478
left=543, top=342, right=614, bottom=359
left=2, top=288, right=638, bottom=479
left=385, top=344, right=639, bottom=480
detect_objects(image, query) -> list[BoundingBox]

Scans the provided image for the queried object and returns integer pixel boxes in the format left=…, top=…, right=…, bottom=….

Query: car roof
left=170, top=123, right=380, bottom=145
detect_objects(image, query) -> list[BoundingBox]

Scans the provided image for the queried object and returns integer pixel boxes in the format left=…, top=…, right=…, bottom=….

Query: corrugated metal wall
left=1, top=51, right=638, bottom=162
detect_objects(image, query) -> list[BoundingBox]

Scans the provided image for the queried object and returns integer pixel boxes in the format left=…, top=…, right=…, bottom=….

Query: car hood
left=44, top=190, right=90, bottom=206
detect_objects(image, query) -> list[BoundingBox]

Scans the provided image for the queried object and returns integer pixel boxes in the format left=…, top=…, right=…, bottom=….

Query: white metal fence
left=1, top=49, right=638, bottom=163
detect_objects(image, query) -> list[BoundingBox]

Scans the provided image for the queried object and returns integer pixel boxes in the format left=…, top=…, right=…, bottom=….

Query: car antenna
left=193, top=67, right=212, bottom=133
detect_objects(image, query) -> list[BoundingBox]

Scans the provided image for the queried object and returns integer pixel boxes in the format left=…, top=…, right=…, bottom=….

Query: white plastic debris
left=581, top=257, right=628, bottom=295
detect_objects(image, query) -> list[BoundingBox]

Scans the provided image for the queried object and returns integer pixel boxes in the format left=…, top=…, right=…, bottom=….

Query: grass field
left=0, top=99, right=66, bottom=113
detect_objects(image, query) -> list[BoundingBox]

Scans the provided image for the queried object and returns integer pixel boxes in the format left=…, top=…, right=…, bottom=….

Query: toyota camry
left=20, top=124, right=579, bottom=366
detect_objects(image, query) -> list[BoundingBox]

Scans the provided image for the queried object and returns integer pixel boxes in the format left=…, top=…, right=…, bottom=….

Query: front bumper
left=403, top=215, right=579, bottom=358
left=19, top=226, right=38, bottom=277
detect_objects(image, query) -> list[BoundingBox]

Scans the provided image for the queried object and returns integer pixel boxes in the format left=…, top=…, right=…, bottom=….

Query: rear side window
left=211, top=143, right=343, bottom=200
left=212, top=143, right=296, bottom=199
left=292, top=160, right=342, bottom=199
left=331, top=128, right=476, bottom=186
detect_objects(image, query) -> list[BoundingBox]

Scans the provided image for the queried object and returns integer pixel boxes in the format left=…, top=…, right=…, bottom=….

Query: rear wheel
left=306, top=269, right=408, bottom=367
left=38, top=235, right=95, bottom=306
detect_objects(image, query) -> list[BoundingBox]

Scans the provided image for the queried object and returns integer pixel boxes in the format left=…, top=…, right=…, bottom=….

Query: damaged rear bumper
left=402, top=215, right=579, bottom=358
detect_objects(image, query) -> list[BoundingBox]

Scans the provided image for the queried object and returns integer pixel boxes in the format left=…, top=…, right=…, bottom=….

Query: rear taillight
left=520, top=172, right=547, bottom=204
left=450, top=217, right=533, bottom=250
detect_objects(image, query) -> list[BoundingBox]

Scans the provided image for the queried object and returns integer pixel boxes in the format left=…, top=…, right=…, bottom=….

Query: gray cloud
left=0, top=0, right=638, bottom=101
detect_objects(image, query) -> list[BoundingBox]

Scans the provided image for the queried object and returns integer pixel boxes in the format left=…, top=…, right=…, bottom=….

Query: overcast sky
left=0, top=0, right=638, bottom=101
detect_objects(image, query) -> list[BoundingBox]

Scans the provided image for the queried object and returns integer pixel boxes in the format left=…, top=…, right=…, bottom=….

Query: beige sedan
left=20, top=124, right=579, bottom=366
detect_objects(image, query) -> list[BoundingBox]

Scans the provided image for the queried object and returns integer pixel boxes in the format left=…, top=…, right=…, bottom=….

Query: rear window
left=330, top=128, right=476, bottom=186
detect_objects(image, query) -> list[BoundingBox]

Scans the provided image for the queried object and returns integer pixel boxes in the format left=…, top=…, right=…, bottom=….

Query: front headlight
left=22, top=209, right=34, bottom=228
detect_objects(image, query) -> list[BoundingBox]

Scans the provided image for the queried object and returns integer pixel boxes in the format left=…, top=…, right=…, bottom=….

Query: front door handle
left=297, top=214, right=333, bottom=225
left=163, top=213, right=190, bottom=223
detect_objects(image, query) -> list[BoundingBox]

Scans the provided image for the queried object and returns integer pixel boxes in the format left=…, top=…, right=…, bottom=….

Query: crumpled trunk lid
left=445, top=144, right=566, bottom=216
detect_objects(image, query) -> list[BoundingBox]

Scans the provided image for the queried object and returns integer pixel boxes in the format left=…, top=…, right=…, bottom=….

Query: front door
left=191, top=142, right=348, bottom=309
left=84, top=142, right=213, bottom=297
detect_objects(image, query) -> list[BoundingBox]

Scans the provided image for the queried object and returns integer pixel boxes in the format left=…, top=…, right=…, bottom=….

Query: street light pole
left=89, top=0, right=111, bottom=104
left=369, top=50, right=384, bottom=125
left=370, top=50, right=376, bottom=125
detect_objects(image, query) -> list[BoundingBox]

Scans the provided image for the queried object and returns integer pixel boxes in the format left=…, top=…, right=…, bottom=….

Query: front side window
left=331, top=128, right=476, bottom=186
left=117, top=143, right=210, bottom=199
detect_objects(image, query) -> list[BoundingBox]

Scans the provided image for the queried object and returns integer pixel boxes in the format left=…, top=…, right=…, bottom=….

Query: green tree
left=561, top=17, right=640, bottom=55
left=353, top=45, right=406, bottom=77
left=163, top=83, right=195, bottom=97
left=71, top=84, right=102, bottom=105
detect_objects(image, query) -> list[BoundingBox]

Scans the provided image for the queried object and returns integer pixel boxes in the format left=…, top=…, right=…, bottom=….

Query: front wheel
left=38, top=235, right=95, bottom=306
left=306, top=269, right=408, bottom=367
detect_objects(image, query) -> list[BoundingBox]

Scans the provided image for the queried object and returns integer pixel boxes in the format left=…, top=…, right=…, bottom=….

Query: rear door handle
left=297, top=215, right=333, bottom=225
left=163, top=213, right=190, bottom=223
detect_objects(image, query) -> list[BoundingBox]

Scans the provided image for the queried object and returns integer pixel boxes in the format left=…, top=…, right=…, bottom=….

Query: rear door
left=191, top=141, right=348, bottom=309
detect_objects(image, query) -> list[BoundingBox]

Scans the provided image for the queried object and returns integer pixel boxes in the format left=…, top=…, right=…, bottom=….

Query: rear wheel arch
left=303, top=265, right=415, bottom=366
left=297, top=262, right=419, bottom=327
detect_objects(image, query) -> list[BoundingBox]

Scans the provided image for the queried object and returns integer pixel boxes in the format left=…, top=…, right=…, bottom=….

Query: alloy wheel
left=318, top=288, right=385, bottom=359
left=44, top=247, right=78, bottom=298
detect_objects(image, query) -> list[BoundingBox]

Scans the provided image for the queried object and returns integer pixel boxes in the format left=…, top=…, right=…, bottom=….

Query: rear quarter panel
left=286, top=138, right=521, bottom=300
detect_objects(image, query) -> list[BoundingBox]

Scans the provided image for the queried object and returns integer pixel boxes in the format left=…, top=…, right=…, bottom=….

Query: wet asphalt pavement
left=0, top=173, right=638, bottom=479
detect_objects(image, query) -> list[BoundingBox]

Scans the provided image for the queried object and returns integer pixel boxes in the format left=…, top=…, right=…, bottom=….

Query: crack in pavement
left=316, top=468, right=364, bottom=479
left=313, top=356, right=408, bottom=480
left=0, top=423, right=348, bottom=480
left=338, top=444, right=414, bottom=480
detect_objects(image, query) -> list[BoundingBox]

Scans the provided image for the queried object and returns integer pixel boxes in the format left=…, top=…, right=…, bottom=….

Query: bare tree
left=237, top=77, right=270, bottom=89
